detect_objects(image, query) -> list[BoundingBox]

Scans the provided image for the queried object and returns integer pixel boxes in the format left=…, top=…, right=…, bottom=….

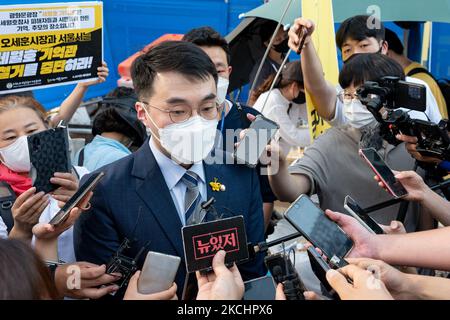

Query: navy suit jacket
left=74, top=141, right=266, bottom=298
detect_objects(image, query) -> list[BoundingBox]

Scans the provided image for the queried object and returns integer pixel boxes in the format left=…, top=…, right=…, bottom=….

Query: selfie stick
left=247, top=0, right=294, bottom=102
left=252, top=232, right=302, bottom=254
left=259, top=50, right=291, bottom=115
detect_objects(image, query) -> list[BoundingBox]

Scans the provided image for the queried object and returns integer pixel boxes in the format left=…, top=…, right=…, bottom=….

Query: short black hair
left=336, top=15, right=385, bottom=51
left=385, top=28, right=404, bottom=55
left=339, top=53, right=405, bottom=89
left=182, top=26, right=231, bottom=65
left=93, top=86, right=147, bottom=146
left=131, top=41, right=218, bottom=99
left=92, top=108, right=136, bottom=138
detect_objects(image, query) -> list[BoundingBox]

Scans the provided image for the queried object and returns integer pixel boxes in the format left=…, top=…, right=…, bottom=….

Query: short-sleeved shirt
left=330, top=77, right=442, bottom=127
left=288, top=126, right=421, bottom=232
left=405, top=62, right=448, bottom=119
left=253, top=88, right=310, bottom=155
left=74, top=135, right=131, bottom=171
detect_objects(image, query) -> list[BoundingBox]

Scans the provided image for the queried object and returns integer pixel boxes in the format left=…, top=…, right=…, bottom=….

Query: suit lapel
left=132, top=141, right=184, bottom=258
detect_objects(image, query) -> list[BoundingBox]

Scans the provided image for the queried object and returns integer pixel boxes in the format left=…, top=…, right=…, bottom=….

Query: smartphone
left=306, top=247, right=332, bottom=292
left=137, top=251, right=181, bottom=295
left=233, top=114, right=279, bottom=168
left=343, top=196, right=384, bottom=235
left=28, top=126, right=71, bottom=193
left=284, top=195, right=354, bottom=261
left=49, top=171, right=105, bottom=226
left=243, top=275, right=277, bottom=300
left=359, top=148, right=408, bottom=199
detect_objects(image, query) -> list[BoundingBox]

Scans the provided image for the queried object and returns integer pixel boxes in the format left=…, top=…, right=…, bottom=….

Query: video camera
left=357, top=76, right=450, bottom=160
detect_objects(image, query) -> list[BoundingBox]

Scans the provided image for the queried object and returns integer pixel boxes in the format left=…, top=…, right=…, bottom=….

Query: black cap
left=95, top=94, right=147, bottom=147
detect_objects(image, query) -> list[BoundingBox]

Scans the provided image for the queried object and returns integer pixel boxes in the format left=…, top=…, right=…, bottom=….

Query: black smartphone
left=28, top=126, right=71, bottom=193
left=284, top=195, right=354, bottom=261
left=306, top=247, right=332, bottom=292
left=343, top=196, right=385, bottom=235
left=243, top=275, right=277, bottom=300
left=233, top=114, right=279, bottom=168
left=49, top=171, right=105, bottom=227
left=359, top=148, right=408, bottom=199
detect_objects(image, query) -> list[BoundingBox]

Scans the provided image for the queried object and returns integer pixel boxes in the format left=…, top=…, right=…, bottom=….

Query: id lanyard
left=216, top=105, right=226, bottom=150
left=219, top=105, right=226, bottom=134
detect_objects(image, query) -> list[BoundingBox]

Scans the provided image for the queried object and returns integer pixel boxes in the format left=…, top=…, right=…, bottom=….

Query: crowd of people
left=0, top=13, right=450, bottom=301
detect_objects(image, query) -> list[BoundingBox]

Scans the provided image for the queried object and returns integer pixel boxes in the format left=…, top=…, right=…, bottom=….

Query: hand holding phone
left=284, top=195, right=354, bottom=262
left=28, top=126, right=71, bottom=193
left=137, top=251, right=181, bottom=295
left=49, top=171, right=105, bottom=227
left=343, top=196, right=384, bottom=235
left=233, top=114, right=279, bottom=168
left=359, top=148, right=408, bottom=199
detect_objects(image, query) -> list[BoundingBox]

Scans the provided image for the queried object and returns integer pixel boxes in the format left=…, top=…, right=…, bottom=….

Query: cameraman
left=287, top=16, right=442, bottom=125
left=397, top=133, right=450, bottom=170
left=267, top=53, right=431, bottom=231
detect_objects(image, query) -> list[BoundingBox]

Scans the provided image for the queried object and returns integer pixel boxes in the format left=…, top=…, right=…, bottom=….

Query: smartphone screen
left=284, top=195, right=354, bottom=260
left=243, top=276, right=276, bottom=300
left=359, top=148, right=408, bottom=198
left=234, top=114, right=279, bottom=167
left=344, top=196, right=384, bottom=235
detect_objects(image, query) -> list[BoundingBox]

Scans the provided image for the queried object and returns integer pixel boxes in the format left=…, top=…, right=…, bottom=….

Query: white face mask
left=144, top=108, right=218, bottom=164
left=216, top=77, right=229, bottom=105
left=343, top=99, right=376, bottom=129
left=0, top=135, right=31, bottom=172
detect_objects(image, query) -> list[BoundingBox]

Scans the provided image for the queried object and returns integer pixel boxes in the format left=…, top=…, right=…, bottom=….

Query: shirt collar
left=94, top=135, right=131, bottom=153
left=149, top=137, right=205, bottom=190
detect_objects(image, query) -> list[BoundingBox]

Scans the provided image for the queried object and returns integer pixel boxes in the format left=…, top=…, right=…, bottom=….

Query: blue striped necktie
left=181, top=171, right=202, bottom=225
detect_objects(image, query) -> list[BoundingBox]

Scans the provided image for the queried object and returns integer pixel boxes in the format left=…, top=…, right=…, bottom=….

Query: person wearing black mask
left=248, top=20, right=289, bottom=105
left=252, top=60, right=310, bottom=155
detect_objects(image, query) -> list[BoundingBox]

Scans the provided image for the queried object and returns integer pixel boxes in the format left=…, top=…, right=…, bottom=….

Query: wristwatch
left=45, top=260, right=65, bottom=282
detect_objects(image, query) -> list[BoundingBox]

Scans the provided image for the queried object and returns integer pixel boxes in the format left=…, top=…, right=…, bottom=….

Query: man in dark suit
left=74, top=41, right=266, bottom=298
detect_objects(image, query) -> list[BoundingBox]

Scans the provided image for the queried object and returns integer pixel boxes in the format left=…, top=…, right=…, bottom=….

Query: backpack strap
left=407, top=66, right=436, bottom=81
left=77, top=147, right=85, bottom=167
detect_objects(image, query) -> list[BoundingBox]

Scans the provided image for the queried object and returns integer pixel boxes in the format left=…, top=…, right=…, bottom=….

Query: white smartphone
left=137, top=251, right=181, bottom=295
left=343, top=196, right=385, bottom=235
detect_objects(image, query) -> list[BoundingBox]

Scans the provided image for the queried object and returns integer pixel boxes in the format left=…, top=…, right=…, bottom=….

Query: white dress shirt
left=149, top=137, right=207, bottom=226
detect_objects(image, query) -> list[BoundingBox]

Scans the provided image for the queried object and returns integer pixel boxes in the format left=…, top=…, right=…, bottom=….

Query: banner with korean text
left=0, top=1, right=103, bottom=94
